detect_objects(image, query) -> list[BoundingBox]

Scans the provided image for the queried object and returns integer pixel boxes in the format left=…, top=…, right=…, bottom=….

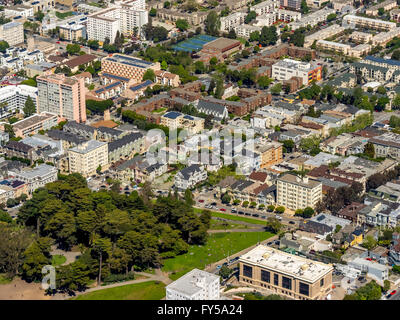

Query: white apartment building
left=290, top=8, right=335, bottom=30
left=87, top=0, right=148, bottom=42
left=0, top=22, right=24, bottom=46
left=166, top=269, right=220, bottom=300
left=254, top=12, right=277, bottom=27
left=316, top=40, right=351, bottom=55
left=275, top=8, right=301, bottom=22
left=277, top=174, right=322, bottom=210
left=0, top=85, right=38, bottom=119
left=68, top=140, right=109, bottom=177
left=8, top=164, right=58, bottom=194
left=272, top=58, right=320, bottom=85
left=251, top=0, right=279, bottom=16
left=174, top=164, right=207, bottom=190
left=343, top=14, right=396, bottom=31
left=304, top=25, right=348, bottom=48
left=220, top=12, right=247, bottom=32
left=371, top=27, right=400, bottom=46
left=235, top=24, right=262, bottom=38
left=77, top=3, right=103, bottom=14
left=4, top=4, right=34, bottom=18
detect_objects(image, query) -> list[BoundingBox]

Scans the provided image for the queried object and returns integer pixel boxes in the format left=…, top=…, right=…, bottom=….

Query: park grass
left=194, top=208, right=267, bottom=226
left=0, top=274, right=12, bottom=285
left=209, top=219, right=248, bottom=230
left=51, top=254, right=67, bottom=266
left=74, top=281, right=165, bottom=300
left=55, top=11, right=75, bottom=19
left=162, top=231, right=274, bottom=280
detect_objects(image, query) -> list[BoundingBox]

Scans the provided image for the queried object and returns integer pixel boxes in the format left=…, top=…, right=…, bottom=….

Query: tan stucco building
left=239, top=245, right=333, bottom=300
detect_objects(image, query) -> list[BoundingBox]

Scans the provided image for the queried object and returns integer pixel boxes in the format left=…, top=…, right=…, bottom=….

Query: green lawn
left=162, top=231, right=274, bottom=280
left=55, top=11, right=75, bottom=19
left=74, top=281, right=165, bottom=300
left=0, top=274, right=12, bottom=285
left=210, top=219, right=249, bottom=230
left=51, top=254, right=67, bottom=266
left=194, top=208, right=267, bottom=226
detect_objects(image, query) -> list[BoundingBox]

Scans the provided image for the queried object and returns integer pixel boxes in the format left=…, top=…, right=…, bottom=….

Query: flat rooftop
left=240, top=245, right=333, bottom=283
left=104, top=54, right=155, bottom=69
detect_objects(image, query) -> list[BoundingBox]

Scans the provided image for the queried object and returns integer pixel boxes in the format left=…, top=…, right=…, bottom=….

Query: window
left=299, top=282, right=309, bottom=296
left=243, top=265, right=252, bottom=278
left=274, top=273, right=279, bottom=286
left=261, top=270, right=270, bottom=283
left=282, top=276, right=292, bottom=290
left=320, top=278, right=324, bottom=287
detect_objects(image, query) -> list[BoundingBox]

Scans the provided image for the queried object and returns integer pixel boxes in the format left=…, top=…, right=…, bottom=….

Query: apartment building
left=156, top=9, right=208, bottom=26
left=251, top=0, right=278, bottom=15
left=68, top=140, right=109, bottom=177
left=254, top=141, right=283, bottom=168
left=343, top=15, right=396, bottom=31
left=350, top=62, right=392, bottom=82
left=12, top=113, right=58, bottom=138
left=59, top=23, right=86, bottom=42
left=77, top=3, right=103, bottom=14
left=220, top=12, right=247, bottom=32
left=8, top=164, right=58, bottom=194
left=108, top=132, right=144, bottom=163
left=37, top=74, right=87, bottom=123
left=101, top=53, right=160, bottom=84
left=4, top=4, right=34, bottom=18
left=272, top=59, right=322, bottom=85
left=280, top=0, right=301, bottom=10
left=160, top=111, right=204, bottom=134
left=239, top=245, right=333, bottom=300
left=166, top=269, right=220, bottom=300
left=316, top=40, right=351, bottom=55
left=369, top=132, right=400, bottom=160
left=174, top=164, right=207, bottom=190
left=371, top=27, right=400, bottom=47
left=365, top=0, right=396, bottom=16
left=277, top=174, right=322, bottom=210
left=0, top=22, right=24, bottom=46
left=154, top=70, right=180, bottom=87
left=235, top=24, right=263, bottom=38
left=390, top=9, right=400, bottom=21
left=0, top=85, right=37, bottom=120
left=87, top=0, right=148, bottom=42
left=290, top=8, right=335, bottom=30
left=275, top=9, right=301, bottom=22
left=304, top=25, right=348, bottom=48
left=351, top=31, right=373, bottom=44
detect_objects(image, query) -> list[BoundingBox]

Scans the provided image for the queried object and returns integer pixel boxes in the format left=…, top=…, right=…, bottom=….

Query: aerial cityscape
left=0, top=0, right=400, bottom=305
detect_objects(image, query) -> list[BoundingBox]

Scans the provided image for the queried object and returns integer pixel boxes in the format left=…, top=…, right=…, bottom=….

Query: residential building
left=174, top=164, right=207, bottom=190
left=108, top=132, right=144, bottom=163
left=369, top=132, right=400, bottom=160
left=8, top=164, right=58, bottom=194
left=272, top=59, right=322, bottom=85
left=366, top=0, right=396, bottom=16
left=87, top=0, right=148, bottom=42
left=280, top=0, right=301, bottom=10
left=37, top=74, right=87, bottom=123
left=277, top=174, right=322, bottom=210
left=254, top=140, right=283, bottom=168
left=4, top=4, right=34, bottom=18
left=0, top=85, right=38, bottom=120
left=251, top=0, right=278, bottom=15
left=59, top=23, right=86, bottom=42
left=343, top=14, right=396, bottom=31
left=304, top=25, right=348, bottom=48
left=0, top=22, right=24, bottom=46
left=166, top=268, right=220, bottom=300
left=12, top=112, right=58, bottom=138
left=348, top=257, right=390, bottom=285
left=68, top=140, right=109, bottom=177
left=290, top=8, right=335, bottom=30
left=220, top=12, right=247, bottom=32
left=2, top=140, right=35, bottom=161
left=239, top=245, right=333, bottom=300
left=101, top=54, right=160, bottom=84
left=160, top=111, right=204, bottom=134
left=390, top=9, right=400, bottom=22
left=154, top=70, right=181, bottom=87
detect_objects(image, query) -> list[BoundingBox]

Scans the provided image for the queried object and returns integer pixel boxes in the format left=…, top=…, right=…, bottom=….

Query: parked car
left=252, top=214, right=259, bottom=217
left=198, top=199, right=204, bottom=203
left=211, top=202, right=217, bottom=206
left=220, top=208, right=226, bottom=212
left=231, top=209, right=237, bottom=213
left=244, top=212, right=251, bottom=216
left=289, top=221, right=295, bottom=224
left=238, top=211, right=244, bottom=215
left=390, top=290, right=397, bottom=296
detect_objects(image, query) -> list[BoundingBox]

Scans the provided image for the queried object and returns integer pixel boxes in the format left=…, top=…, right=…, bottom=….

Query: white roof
left=239, top=245, right=333, bottom=283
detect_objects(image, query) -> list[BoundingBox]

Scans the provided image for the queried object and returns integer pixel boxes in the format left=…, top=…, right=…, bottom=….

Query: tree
left=87, top=40, right=99, bottom=50
left=242, top=201, right=249, bottom=208
left=267, top=205, right=275, bottom=212
left=327, top=13, right=337, bottom=22
left=92, top=238, right=112, bottom=285
left=259, top=26, right=277, bottom=46
left=249, top=31, right=260, bottom=42
left=301, top=0, right=309, bottom=13
left=34, top=10, right=45, bottom=22
left=23, top=96, right=36, bottom=117
left=205, top=11, right=220, bottom=37
left=377, top=86, right=386, bottom=95
left=290, top=28, right=305, bottom=47
left=142, top=69, right=156, bottom=82
left=378, top=7, right=384, bottom=15
left=184, top=189, right=194, bottom=206
left=221, top=193, right=231, bottom=204
left=383, top=280, right=391, bottom=292
left=275, top=206, right=285, bottom=214
left=266, top=217, right=282, bottom=233
left=227, top=28, right=236, bottom=39
left=219, top=265, right=232, bottom=279
left=66, top=43, right=80, bottom=55
left=392, top=94, right=400, bottom=110
left=164, top=1, right=171, bottom=8
left=149, top=8, right=157, bottom=16
left=176, top=19, right=189, bottom=31
left=0, top=40, right=9, bottom=53
left=161, top=60, right=168, bottom=70
left=245, top=11, right=257, bottom=24
left=362, top=235, right=377, bottom=251
left=270, top=83, right=282, bottom=95
left=257, top=76, right=272, bottom=89
left=364, top=142, right=375, bottom=158
left=392, top=50, right=400, bottom=61
left=21, top=237, right=53, bottom=282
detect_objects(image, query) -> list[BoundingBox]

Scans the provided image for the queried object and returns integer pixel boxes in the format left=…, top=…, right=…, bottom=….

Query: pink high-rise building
left=37, top=74, right=87, bottom=123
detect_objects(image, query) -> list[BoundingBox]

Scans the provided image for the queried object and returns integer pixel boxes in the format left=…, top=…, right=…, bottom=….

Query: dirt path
left=0, top=278, right=51, bottom=300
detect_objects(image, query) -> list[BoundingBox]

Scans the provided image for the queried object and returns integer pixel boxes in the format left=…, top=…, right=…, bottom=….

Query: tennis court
left=172, top=34, right=217, bottom=52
